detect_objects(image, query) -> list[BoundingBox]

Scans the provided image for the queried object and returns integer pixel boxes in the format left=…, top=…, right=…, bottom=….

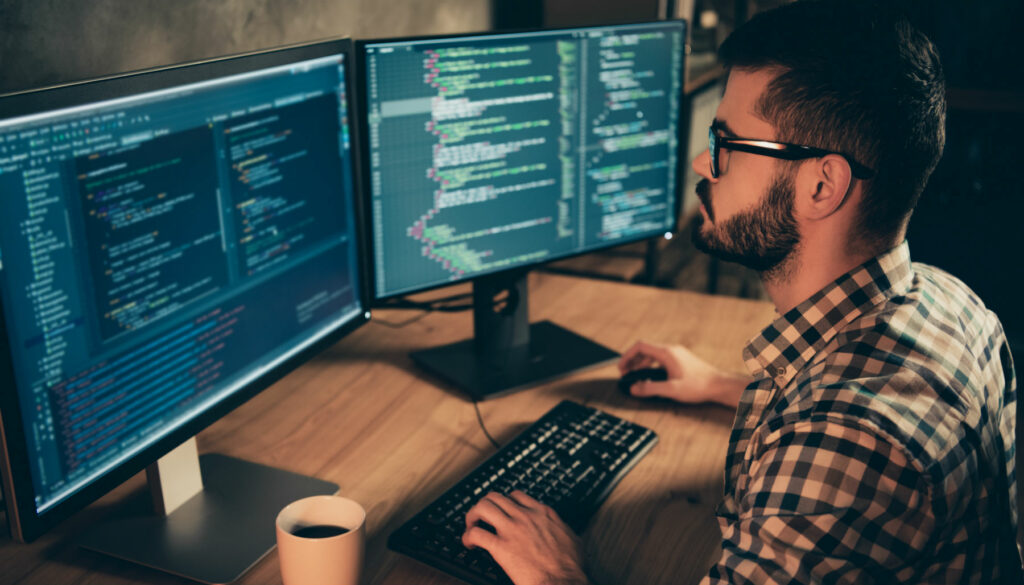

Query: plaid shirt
left=703, top=242, right=1019, bottom=584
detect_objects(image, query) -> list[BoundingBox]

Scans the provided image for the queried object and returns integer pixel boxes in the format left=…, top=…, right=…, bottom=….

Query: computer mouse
left=618, top=367, right=669, bottom=396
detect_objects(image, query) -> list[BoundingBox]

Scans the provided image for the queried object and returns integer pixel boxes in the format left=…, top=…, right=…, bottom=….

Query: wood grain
left=0, top=273, right=777, bottom=585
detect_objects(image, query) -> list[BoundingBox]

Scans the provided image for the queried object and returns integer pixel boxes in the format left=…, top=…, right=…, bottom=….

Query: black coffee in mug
left=291, top=524, right=350, bottom=539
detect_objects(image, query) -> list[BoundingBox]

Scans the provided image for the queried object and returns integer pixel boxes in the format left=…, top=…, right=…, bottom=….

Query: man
left=460, top=0, right=1020, bottom=583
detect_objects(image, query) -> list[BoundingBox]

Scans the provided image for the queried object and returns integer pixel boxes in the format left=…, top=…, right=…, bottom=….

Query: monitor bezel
left=0, top=37, right=372, bottom=542
left=355, top=20, right=688, bottom=302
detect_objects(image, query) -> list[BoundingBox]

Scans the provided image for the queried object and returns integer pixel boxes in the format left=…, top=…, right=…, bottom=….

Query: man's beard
left=690, top=170, right=800, bottom=279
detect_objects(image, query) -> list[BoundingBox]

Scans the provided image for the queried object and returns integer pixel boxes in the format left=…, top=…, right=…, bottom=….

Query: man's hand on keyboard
left=462, top=490, right=591, bottom=585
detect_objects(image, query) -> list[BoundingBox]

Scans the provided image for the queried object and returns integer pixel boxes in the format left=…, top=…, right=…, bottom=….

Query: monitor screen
left=0, top=45, right=364, bottom=524
left=361, top=21, right=685, bottom=298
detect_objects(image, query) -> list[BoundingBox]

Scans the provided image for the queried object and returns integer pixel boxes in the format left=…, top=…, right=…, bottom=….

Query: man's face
left=690, top=69, right=801, bottom=276
left=691, top=171, right=799, bottom=273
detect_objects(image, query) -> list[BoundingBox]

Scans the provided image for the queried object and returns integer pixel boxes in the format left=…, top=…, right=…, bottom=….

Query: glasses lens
left=708, top=127, right=718, bottom=178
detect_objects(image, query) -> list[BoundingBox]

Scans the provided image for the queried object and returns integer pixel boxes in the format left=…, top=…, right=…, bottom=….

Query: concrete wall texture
left=0, top=0, right=491, bottom=93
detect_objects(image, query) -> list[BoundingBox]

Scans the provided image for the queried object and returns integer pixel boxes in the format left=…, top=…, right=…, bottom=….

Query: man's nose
left=692, top=148, right=714, bottom=180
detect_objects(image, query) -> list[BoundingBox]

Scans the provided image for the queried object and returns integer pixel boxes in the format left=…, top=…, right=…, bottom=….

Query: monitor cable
left=372, top=290, right=503, bottom=328
left=372, top=292, right=474, bottom=327
left=380, top=297, right=474, bottom=313
left=473, top=400, right=501, bottom=451
left=371, top=312, right=431, bottom=328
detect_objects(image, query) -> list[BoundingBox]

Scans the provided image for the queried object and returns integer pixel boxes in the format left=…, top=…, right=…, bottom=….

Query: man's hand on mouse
left=462, top=491, right=591, bottom=585
left=618, top=341, right=752, bottom=408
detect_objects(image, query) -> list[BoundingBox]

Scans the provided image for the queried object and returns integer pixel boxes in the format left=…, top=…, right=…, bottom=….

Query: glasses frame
left=708, top=125, right=876, bottom=180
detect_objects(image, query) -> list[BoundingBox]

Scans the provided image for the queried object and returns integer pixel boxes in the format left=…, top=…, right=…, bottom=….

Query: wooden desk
left=0, top=273, right=777, bottom=585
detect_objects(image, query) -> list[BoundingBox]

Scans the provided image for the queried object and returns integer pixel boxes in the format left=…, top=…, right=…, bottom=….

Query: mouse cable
left=473, top=399, right=501, bottom=451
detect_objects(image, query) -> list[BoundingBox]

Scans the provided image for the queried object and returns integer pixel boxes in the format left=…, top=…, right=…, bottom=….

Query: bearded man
left=459, top=1, right=1020, bottom=583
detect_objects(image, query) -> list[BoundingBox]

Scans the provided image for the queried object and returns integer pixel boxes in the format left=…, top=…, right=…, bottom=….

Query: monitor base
left=411, top=319, right=619, bottom=400
left=79, top=453, right=337, bottom=584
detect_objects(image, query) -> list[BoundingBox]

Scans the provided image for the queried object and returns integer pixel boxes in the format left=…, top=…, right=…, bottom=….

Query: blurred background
left=1, top=0, right=1021, bottom=354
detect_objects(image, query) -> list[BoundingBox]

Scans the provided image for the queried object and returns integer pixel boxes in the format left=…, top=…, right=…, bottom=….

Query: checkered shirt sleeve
left=704, top=417, right=933, bottom=584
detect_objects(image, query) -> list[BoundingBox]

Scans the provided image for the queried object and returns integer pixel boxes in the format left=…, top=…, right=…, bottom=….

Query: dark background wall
left=0, top=0, right=490, bottom=93
left=897, top=1, right=1024, bottom=350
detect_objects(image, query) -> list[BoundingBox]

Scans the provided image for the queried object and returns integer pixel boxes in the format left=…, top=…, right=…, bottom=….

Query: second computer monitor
left=0, top=39, right=366, bottom=582
left=362, top=21, right=685, bottom=299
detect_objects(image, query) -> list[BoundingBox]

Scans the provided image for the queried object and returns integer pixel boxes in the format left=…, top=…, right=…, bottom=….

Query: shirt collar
left=742, top=241, right=915, bottom=387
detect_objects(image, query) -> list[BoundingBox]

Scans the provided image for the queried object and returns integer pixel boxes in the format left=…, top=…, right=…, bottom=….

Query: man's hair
left=718, top=0, right=946, bottom=252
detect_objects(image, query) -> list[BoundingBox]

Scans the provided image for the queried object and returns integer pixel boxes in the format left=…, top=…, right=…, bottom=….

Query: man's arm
left=456, top=341, right=754, bottom=585
left=702, top=418, right=934, bottom=584
left=458, top=417, right=932, bottom=585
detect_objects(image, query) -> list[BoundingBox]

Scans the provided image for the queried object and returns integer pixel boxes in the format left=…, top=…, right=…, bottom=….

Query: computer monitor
left=0, top=39, right=367, bottom=583
left=357, top=21, right=685, bottom=398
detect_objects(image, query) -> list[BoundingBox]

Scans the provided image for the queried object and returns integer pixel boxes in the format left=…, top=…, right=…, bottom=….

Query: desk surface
left=0, top=273, right=777, bottom=585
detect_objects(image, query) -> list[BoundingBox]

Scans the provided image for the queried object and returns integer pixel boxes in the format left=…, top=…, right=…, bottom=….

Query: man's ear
left=795, top=154, right=853, bottom=221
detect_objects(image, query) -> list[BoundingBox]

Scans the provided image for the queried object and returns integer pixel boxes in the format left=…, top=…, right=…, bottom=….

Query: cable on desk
left=373, top=290, right=508, bottom=327
left=371, top=311, right=431, bottom=328
left=473, top=400, right=501, bottom=451
left=379, top=291, right=476, bottom=312
left=371, top=292, right=475, bottom=327
left=417, top=290, right=474, bottom=304
left=380, top=299, right=474, bottom=313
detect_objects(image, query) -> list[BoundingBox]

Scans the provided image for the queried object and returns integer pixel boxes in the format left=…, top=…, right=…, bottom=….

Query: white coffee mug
left=275, top=495, right=366, bottom=585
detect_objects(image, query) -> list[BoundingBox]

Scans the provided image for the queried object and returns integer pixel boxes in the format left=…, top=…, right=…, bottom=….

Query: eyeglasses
left=708, top=125, right=876, bottom=180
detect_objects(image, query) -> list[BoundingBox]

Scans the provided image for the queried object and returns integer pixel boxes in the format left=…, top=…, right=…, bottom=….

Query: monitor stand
left=410, top=270, right=619, bottom=400
left=79, top=438, right=337, bottom=584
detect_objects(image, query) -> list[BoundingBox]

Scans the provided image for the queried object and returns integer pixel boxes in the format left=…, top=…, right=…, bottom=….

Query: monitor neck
left=146, top=437, right=203, bottom=517
left=472, top=270, right=531, bottom=362
left=410, top=270, right=619, bottom=400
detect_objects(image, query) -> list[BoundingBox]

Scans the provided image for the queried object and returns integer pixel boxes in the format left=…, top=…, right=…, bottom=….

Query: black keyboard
left=388, top=400, right=658, bottom=585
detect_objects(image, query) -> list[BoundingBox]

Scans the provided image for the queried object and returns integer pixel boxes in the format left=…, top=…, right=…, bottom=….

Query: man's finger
left=617, top=342, right=641, bottom=374
left=618, top=342, right=653, bottom=374
left=465, top=498, right=513, bottom=531
left=508, top=490, right=543, bottom=510
left=480, top=491, right=520, bottom=517
left=626, top=355, right=656, bottom=375
left=618, top=341, right=673, bottom=375
left=634, top=341, right=674, bottom=369
left=462, top=525, right=500, bottom=551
